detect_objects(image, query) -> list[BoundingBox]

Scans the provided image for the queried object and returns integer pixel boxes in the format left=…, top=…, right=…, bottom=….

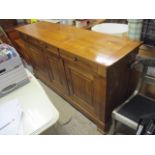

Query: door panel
left=69, top=68, right=94, bottom=106
left=26, top=43, right=49, bottom=81
left=64, top=61, right=97, bottom=114
left=46, top=53, right=68, bottom=94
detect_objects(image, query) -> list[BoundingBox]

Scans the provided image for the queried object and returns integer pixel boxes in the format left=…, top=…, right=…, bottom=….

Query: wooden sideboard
left=16, top=22, right=142, bottom=132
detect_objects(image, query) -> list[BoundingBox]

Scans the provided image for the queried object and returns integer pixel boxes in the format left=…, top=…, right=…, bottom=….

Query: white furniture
left=0, top=70, right=59, bottom=135
left=91, top=23, right=128, bottom=36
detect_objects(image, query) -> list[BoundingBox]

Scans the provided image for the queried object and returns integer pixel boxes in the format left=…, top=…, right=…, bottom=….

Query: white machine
left=0, top=44, right=29, bottom=97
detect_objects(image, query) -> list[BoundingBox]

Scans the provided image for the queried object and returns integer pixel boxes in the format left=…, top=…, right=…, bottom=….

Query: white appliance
left=0, top=44, right=29, bottom=97
left=91, top=23, right=128, bottom=37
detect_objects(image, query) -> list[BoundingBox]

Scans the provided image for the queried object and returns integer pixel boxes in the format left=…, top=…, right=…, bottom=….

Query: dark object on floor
left=111, top=54, right=155, bottom=135
left=136, top=112, right=155, bottom=135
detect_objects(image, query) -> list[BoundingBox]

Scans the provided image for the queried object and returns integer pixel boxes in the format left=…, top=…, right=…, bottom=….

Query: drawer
left=20, top=33, right=45, bottom=48
left=20, top=33, right=59, bottom=56
left=8, top=30, right=19, bottom=40
left=20, top=33, right=27, bottom=41
left=45, top=44, right=59, bottom=56
left=59, top=49, right=98, bottom=73
left=27, top=36, right=45, bottom=48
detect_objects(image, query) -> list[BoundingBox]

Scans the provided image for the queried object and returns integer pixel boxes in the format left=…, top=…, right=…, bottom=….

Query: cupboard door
left=26, top=43, right=50, bottom=82
left=68, top=68, right=94, bottom=106
left=64, top=60, right=104, bottom=115
left=46, top=52, right=69, bottom=94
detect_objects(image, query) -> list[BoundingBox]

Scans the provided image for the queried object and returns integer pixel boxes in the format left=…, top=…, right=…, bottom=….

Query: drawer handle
left=73, top=57, right=78, bottom=61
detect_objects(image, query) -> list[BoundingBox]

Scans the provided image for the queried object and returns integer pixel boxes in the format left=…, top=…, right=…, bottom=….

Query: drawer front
left=45, top=43, right=59, bottom=56
left=8, top=30, right=19, bottom=41
left=27, top=43, right=42, bottom=54
left=20, top=33, right=45, bottom=48
left=20, top=33, right=59, bottom=56
left=60, top=49, right=98, bottom=73
left=20, top=33, right=27, bottom=41
left=27, top=36, right=44, bottom=48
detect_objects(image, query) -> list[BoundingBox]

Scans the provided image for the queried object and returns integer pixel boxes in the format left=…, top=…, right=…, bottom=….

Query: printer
left=0, top=43, right=29, bottom=97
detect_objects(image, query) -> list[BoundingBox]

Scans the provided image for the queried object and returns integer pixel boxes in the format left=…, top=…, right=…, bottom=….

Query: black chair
left=111, top=54, right=155, bottom=134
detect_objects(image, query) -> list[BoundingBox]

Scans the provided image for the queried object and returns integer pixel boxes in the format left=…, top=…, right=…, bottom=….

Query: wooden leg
left=97, top=127, right=107, bottom=135
left=97, top=123, right=109, bottom=134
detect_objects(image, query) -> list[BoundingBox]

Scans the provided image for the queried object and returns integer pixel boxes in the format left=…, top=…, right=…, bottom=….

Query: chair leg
left=108, top=119, right=117, bottom=135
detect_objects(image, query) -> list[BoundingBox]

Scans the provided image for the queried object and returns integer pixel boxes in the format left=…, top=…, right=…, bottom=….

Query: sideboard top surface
left=16, top=22, right=142, bottom=66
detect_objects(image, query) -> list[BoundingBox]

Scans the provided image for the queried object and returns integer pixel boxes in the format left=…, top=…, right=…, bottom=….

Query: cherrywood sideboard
left=16, top=22, right=142, bottom=132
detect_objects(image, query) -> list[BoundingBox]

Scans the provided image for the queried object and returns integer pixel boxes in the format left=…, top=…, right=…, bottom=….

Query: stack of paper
left=0, top=99, right=23, bottom=135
